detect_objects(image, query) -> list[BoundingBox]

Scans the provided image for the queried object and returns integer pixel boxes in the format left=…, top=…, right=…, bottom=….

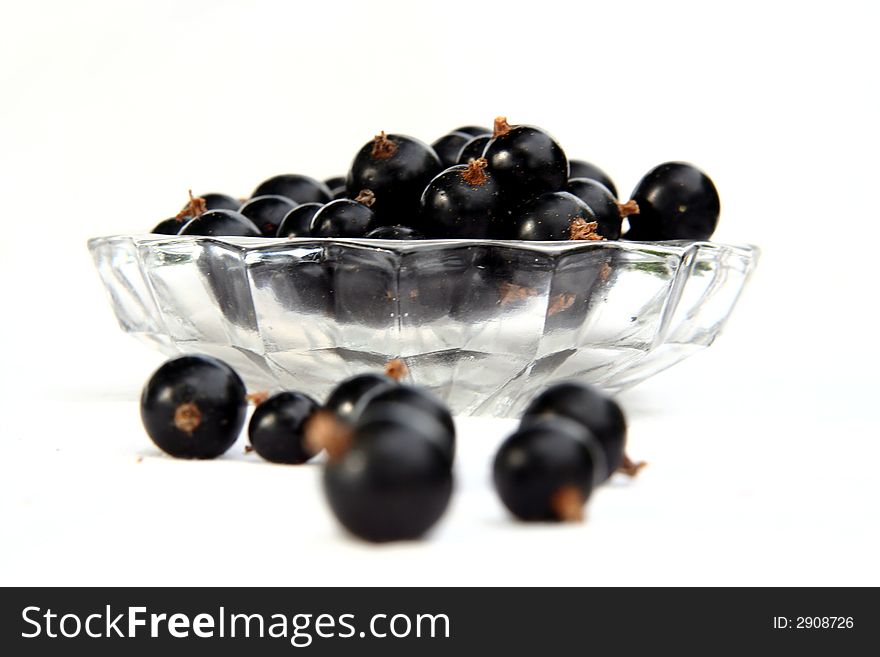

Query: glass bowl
left=88, top=235, right=759, bottom=417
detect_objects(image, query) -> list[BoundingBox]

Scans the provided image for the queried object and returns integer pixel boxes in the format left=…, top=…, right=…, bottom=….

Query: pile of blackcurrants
left=150, top=117, right=720, bottom=243
left=140, top=354, right=642, bottom=543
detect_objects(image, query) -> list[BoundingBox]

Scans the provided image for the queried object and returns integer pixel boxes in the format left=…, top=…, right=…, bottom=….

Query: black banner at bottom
left=0, top=587, right=873, bottom=654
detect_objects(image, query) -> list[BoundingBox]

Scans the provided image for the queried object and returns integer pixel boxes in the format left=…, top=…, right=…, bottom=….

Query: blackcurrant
left=483, top=117, right=568, bottom=201
left=247, top=391, right=319, bottom=464
left=276, top=203, right=322, bottom=237
left=521, top=382, right=626, bottom=476
left=324, top=176, right=345, bottom=191
left=431, top=131, right=473, bottom=168
left=453, top=125, right=491, bottom=137
left=356, top=385, right=455, bottom=459
left=493, top=416, right=605, bottom=522
left=178, top=209, right=262, bottom=237
left=568, top=160, right=618, bottom=198
left=309, top=191, right=378, bottom=238
left=456, top=135, right=490, bottom=164
left=151, top=217, right=184, bottom=234
left=239, top=194, right=298, bottom=237
left=626, top=162, right=720, bottom=241
left=505, top=191, right=600, bottom=241
left=566, top=178, right=633, bottom=240
left=182, top=192, right=242, bottom=213
left=252, top=174, right=333, bottom=205
left=363, top=225, right=423, bottom=239
left=323, top=423, right=453, bottom=542
left=418, top=158, right=502, bottom=238
left=354, top=400, right=455, bottom=466
left=324, top=372, right=399, bottom=425
left=140, top=355, right=247, bottom=459
left=345, top=132, right=442, bottom=224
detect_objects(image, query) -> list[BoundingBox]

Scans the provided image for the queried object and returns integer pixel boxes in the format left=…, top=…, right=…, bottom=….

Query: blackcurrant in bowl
left=568, top=160, right=618, bottom=198
left=239, top=195, right=298, bottom=237
left=276, top=203, right=322, bottom=237
left=418, top=158, right=502, bottom=238
left=252, top=174, right=333, bottom=205
left=178, top=209, right=262, bottom=237
left=432, top=131, right=473, bottom=168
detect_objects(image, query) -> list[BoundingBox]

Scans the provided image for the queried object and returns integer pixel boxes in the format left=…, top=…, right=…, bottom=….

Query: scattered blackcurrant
left=247, top=391, right=319, bottom=464
left=493, top=416, right=606, bottom=522
left=140, top=355, right=247, bottom=459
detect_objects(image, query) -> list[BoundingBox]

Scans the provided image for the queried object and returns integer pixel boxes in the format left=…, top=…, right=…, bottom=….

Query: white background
left=1, top=0, right=878, bottom=586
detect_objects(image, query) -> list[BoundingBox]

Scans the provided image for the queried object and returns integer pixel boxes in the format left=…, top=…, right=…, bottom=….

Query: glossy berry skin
left=252, top=174, right=333, bottom=205
left=456, top=135, right=490, bottom=164
left=140, top=355, right=247, bottom=459
left=431, top=131, right=473, bottom=168
left=506, top=191, right=597, bottom=241
left=151, top=217, right=184, bottom=234
left=345, top=133, right=442, bottom=223
left=323, top=423, right=453, bottom=542
left=355, top=401, right=455, bottom=466
left=324, top=176, right=345, bottom=191
left=247, top=392, right=319, bottom=464
left=364, top=225, right=423, bottom=239
left=239, top=194, right=298, bottom=237
left=178, top=209, right=262, bottom=237
left=626, top=162, right=720, bottom=241
left=309, top=198, right=377, bottom=237
left=521, top=382, right=626, bottom=476
left=566, top=178, right=623, bottom=240
left=418, top=161, right=502, bottom=238
left=276, top=203, right=322, bottom=237
left=568, top=160, right=618, bottom=198
left=483, top=124, right=568, bottom=201
left=493, top=417, right=605, bottom=521
left=356, top=386, right=455, bottom=461
left=324, top=373, right=398, bottom=424
left=453, top=125, right=491, bottom=137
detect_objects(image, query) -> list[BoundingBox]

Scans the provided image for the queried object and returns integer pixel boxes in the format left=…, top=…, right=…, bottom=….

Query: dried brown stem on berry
left=493, top=116, right=512, bottom=137
left=244, top=444, right=254, bottom=454
left=461, top=157, right=489, bottom=186
left=550, top=485, right=586, bottom=522
left=618, top=200, right=640, bottom=218
left=371, top=131, right=398, bottom=159
left=355, top=189, right=376, bottom=207
left=175, top=190, right=207, bottom=222
left=618, top=454, right=648, bottom=477
left=304, top=410, right=353, bottom=460
left=173, top=402, right=202, bottom=435
left=246, top=391, right=269, bottom=406
left=569, top=218, right=604, bottom=241
left=384, top=359, right=408, bottom=381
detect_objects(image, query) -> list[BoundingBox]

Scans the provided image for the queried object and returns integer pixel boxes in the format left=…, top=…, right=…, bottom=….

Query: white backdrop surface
left=0, top=0, right=877, bottom=586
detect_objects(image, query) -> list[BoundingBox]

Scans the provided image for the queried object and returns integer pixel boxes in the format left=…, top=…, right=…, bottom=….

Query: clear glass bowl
left=88, top=235, right=759, bottom=417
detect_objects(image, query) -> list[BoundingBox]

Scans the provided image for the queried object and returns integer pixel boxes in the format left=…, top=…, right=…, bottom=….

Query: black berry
left=140, top=355, right=247, bottom=459
left=239, top=195, right=298, bottom=237
left=566, top=178, right=631, bottom=240
left=309, top=191, right=378, bottom=237
left=483, top=117, right=568, bottom=201
left=183, top=193, right=242, bottom=212
left=568, top=160, right=618, bottom=198
left=276, top=203, right=322, bottom=237
left=418, top=158, right=502, bottom=238
left=323, top=422, right=453, bottom=542
left=505, top=191, right=600, bottom=241
left=432, top=131, right=473, bottom=168
left=493, top=416, right=605, bottom=522
left=252, top=174, right=333, bottom=205
left=626, top=162, right=720, bottom=241
left=178, top=209, right=261, bottom=237
left=248, top=391, right=319, bottom=464
left=456, top=135, right=490, bottom=164
left=345, top=132, right=442, bottom=224
left=521, top=382, right=626, bottom=476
